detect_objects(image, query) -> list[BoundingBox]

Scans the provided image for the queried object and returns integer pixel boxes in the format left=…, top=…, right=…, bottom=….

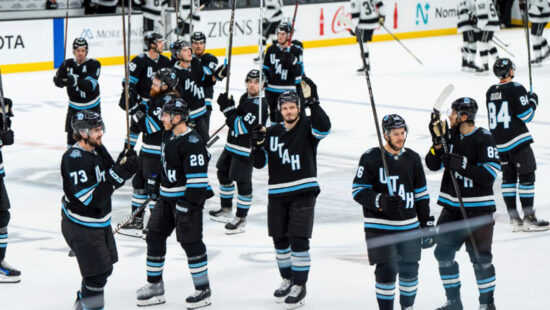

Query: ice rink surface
left=1, top=29, right=550, bottom=309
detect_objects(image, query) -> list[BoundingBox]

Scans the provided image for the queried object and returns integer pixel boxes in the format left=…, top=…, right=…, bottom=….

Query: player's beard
left=87, top=136, right=102, bottom=147
left=150, top=88, right=166, bottom=98
left=284, top=114, right=299, bottom=125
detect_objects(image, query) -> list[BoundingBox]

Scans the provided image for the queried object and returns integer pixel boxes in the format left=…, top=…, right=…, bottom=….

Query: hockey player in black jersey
left=53, top=38, right=102, bottom=147
left=426, top=98, right=499, bottom=310
left=0, top=98, right=20, bottom=283
left=61, top=111, right=138, bottom=309
left=208, top=69, right=268, bottom=234
left=486, top=58, right=548, bottom=231
left=119, top=68, right=181, bottom=235
left=251, top=77, right=331, bottom=309
left=136, top=98, right=213, bottom=309
left=262, top=22, right=304, bottom=124
left=191, top=31, right=219, bottom=133
left=352, top=114, right=433, bottom=310
left=172, top=39, right=226, bottom=140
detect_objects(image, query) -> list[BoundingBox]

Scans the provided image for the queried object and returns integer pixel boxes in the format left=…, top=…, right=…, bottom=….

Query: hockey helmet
left=144, top=33, right=164, bottom=49
left=451, top=97, right=478, bottom=121
left=71, top=110, right=104, bottom=134
left=72, top=38, right=88, bottom=50
left=162, top=98, right=189, bottom=122
left=382, top=114, right=408, bottom=135
left=493, top=58, right=516, bottom=79
left=277, top=91, right=300, bottom=109
left=191, top=31, right=206, bottom=43
left=277, top=22, right=292, bottom=34
left=154, top=68, right=179, bottom=89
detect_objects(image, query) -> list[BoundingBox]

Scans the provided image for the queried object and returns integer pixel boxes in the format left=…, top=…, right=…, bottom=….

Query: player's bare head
left=71, top=111, right=104, bottom=147
left=191, top=32, right=206, bottom=55
left=450, top=97, right=477, bottom=127
left=161, top=98, right=189, bottom=130
left=245, top=69, right=261, bottom=96
left=493, top=58, right=515, bottom=81
left=277, top=22, right=292, bottom=45
left=72, top=38, right=88, bottom=63
left=177, top=40, right=193, bottom=62
left=145, top=33, right=164, bottom=53
left=151, top=68, right=178, bottom=97
left=382, top=114, right=408, bottom=151
left=278, top=91, right=300, bottom=124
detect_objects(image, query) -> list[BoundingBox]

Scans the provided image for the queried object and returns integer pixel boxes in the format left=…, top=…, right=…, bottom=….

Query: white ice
left=1, top=28, right=550, bottom=309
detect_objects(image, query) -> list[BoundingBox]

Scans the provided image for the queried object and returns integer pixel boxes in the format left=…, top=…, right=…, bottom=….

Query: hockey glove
left=348, top=27, right=356, bottom=37
left=375, top=193, right=403, bottom=211
left=215, top=65, right=227, bottom=81
left=301, top=76, right=320, bottom=107
left=1, top=98, right=13, bottom=117
left=217, top=92, right=236, bottom=117
left=518, top=0, right=527, bottom=11
left=0, top=129, right=14, bottom=146
left=280, top=50, right=296, bottom=67
left=250, top=124, right=267, bottom=147
left=146, top=173, right=160, bottom=201
left=441, top=153, right=467, bottom=173
left=421, top=216, right=436, bottom=249
left=378, top=15, right=386, bottom=26
left=429, top=112, right=449, bottom=146
left=131, top=110, right=145, bottom=124
left=113, top=149, right=139, bottom=180
left=62, top=73, right=77, bottom=87
left=469, top=14, right=478, bottom=25
left=528, top=92, right=538, bottom=111
left=119, top=89, right=140, bottom=114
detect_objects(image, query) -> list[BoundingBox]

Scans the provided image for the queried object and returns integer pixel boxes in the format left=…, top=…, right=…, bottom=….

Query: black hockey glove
left=301, top=76, right=320, bottom=108
left=528, top=92, right=538, bottom=111
left=378, top=15, right=386, bottom=26
left=375, top=193, right=403, bottom=211
left=441, top=153, right=467, bottom=173
left=429, top=112, right=449, bottom=146
left=1, top=98, right=13, bottom=117
left=469, top=14, right=478, bottom=25
left=518, top=0, right=527, bottom=11
left=113, top=149, right=139, bottom=180
left=119, top=89, right=140, bottom=114
left=215, top=65, right=227, bottom=80
left=146, top=173, right=160, bottom=201
left=62, top=73, right=77, bottom=87
left=421, top=216, right=436, bottom=249
left=250, top=124, right=267, bottom=147
left=0, top=129, right=14, bottom=146
left=217, top=92, right=236, bottom=117
left=280, top=50, right=296, bottom=67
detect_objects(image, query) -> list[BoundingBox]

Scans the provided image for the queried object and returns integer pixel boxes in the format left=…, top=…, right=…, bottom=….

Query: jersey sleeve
left=412, top=152, right=430, bottom=227
left=62, top=152, right=109, bottom=210
left=262, top=50, right=271, bottom=77
left=352, top=152, right=377, bottom=209
left=181, top=140, right=210, bottom=208
left=77, top=60, right=100, bottom=93
left=511, top=83, right=535, bottom=123
left=125, top=56, right=143, bottom=93
left=375, top=0, right=386, bottom=16
left=460, top=132, right=501, bottom=188
left=309, top=104, right=331, bottom=140
left=225, top=97, right=260, bottom=136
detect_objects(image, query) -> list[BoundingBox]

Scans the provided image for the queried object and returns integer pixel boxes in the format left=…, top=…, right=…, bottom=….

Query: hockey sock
left=236, top=181, right=253, bottom=218
left=479, top=42, right=489, bottom=66
left=398, top=261, right=419, bottom=308
left=438, top=260, right=461, bottom=300
left=273, top=238, right=292, bottom=280
left=290, top=237, right=311, bottom=285
left=374, top=263, right=397, bottom=310
left=219, top=183, right=235, bottom=208
left=362, top=42, right=370, bottom=68
left=518, top=173, right=535, bottom=215
left=132, top=189, right=148, bottom=213
left=461, top=44, right=468, bottom=63
left=533, top=35, right=543, bottom=59
left=501, top=182, right=518, bottom=218
left=0, top=226, right=7, bottom=260
left=474, top=263, right=496, bottom=304
left=541, top=38, right=549, bottom=56
left=184, top=241, right=209, bottom=290
left=488, top=42, right=498, bottom=59
left=468, top=43, right=477, bottom=63
left=146, top=231, right=167, bottom=283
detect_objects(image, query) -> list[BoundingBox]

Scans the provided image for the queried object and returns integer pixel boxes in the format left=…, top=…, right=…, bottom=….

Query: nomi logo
left=80, top=29, right=94, bottom=40
left=416, top=3, right=430, bottom=25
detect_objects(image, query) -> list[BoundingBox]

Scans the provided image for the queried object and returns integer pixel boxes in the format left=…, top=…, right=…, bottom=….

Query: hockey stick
left=121, top=0, right=132, bottom=151
left=0, top=68, right=7, bottom=130
left=493, top=34, right=509, bottom=48
left=63, top=0, right=69, bottom=62
left=491, top=38, right=515, bottom=58
left=259, top=0, right=264, bottom=125
left=521, top=1, right=533, bottom=93
left=381, top=25, right=423, bottom=65
left=174, top=0, right=181, bottom=39
left=432, top=84, right=481, bottom=261
left=288, top=0, right=299, bottom=43
left=168, top=4, right=205, bottom=37
left=128, top=0, right=132, bottom=62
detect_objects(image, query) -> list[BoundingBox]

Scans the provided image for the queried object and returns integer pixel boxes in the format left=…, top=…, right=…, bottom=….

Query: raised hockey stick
left=432, top=84, right=481, bottom=261
left=0, top=68, right=7, bottom=130
left=121, top=0, right=132, bottom=151
left=521, top=0, right=533, bottom=93
left=174, top=0, right=181, bottom=39
left=381, top=25, right=423, bottom=65
left=128, top=0, right=132, bottom=62
left=63, top=0, right=69, bottom=62
left=259, top=0, right=264, bottom=125
left=288, top=0, right=299, bottom=43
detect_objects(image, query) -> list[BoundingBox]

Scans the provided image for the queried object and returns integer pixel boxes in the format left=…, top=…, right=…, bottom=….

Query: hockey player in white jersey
left=458, top=0, right=480, bottom=72
left=139, top=0, right=168, bottom=40
left=178, top=0, right=201, bottom=41
left=350, top=0, right=386, bottom=73
left=525, top=0, right=550, bottom=65
left=474, top=0, right=500, bottom=74
left=255, top=0, right=285, bottom=62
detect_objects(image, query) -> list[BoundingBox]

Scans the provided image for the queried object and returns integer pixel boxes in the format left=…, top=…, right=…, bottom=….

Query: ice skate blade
left=0, top=275, right=21, bottom=283
left=286, top=299, right=305, bottom=309
left=209, top=215, right=231, bottom=224
left=137, top=295, right=166, bottom=306
left=225, top=227, right=245, bottom=235
left=187, top=297, right=211, bottom=309
left=275, top=296, right=287, bottom=304
left=522, top=225, right=549, bottom=232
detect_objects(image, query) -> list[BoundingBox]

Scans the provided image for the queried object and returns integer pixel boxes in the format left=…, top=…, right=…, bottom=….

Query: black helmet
left=73, top=38, right=88, bottom=50
left=493, top=58, right=516, bottom=79
left=451, top=97, right=478, bottom=121
left=170, top=39, right=190, bottom=55
left=162, top=98, right=189, bottom=122
left=154, top=68, right=179, bottom=89
left=277, top=22, right=292, bottom=34
left=144, top=33, right=164, bottom=50
left=71, top=110, right=104, bottom=134
left=191, top=31, right=206, bottom=43
left=277, top=91, right=300, bottom=109
left=245, top=69, right=261, bottom=82
left=382, top=114, right=408, bottom=135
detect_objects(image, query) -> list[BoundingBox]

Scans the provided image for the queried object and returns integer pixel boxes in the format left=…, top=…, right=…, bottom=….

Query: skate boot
left=402, top=307, right=414, bottom=310
left=522, top=214, right=549, bottom=232
left=435, top=298, right=463, bottom=310
left=137, top=281, right=166, bottom=306
left=465, top=62, right=480, bottom=72
left=531, top=57, right=543, bottom=67
left=510, top=216, right=523, bottom=232
left=225, top=216, right=247, bottom=235
left=461, top=59, right=469, bottom=72
left=285, top=284, right=306, bottom=309
left=72, top=291, right=83, bottom=310
left=476, top=64, right=490, bottom=75
left=0, top=260, right=21, bottom=283
left=479, top=303, right=496, bottom=310
left=186, top=287, right=211, bottom=309
left=274, top=278, right=292, bottom=303
left=208, top=207, right=232, bottom=223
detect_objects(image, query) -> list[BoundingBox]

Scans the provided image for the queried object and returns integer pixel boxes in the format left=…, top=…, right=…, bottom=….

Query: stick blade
left=433, top=84, right=455, bottom=113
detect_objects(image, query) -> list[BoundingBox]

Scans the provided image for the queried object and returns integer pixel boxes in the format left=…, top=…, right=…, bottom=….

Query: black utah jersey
left=126, top=53, right=172, bottom=100
left=159, top=128, right=211, bottom=207
left=197, top=53, right=219, bottom=108
left=485, top=81, right=536, bottom=153
left=352, top=147, right=430, bottom=233
left=61, top=145, right=126, bottom=228
left=425, top=127, right=501, bottom=212
left=54, top=58, right=101, bottom=110
left=262, top=44, right=304, bottom=93
left=252, top=104, right=331, bottom=198
left=224, top=94, right=269, bottom=160
left=174, top=57, right=216, bottom=120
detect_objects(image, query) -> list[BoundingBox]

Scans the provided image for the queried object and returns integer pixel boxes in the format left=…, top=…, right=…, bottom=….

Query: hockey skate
left=72, top=291, right=83, bottom=310
left=530, top=57, right=543, bottom=67
left=402, top=307, right=414, bottom=310
left=464, top=62, right=480, bottom=72
left=119, top=214, right=144, bottom=238
left=208, top=207, right=232, bottom=223
left=479, top=303, right=496, bottom=310
left=186, top=287, right=211, bottom=309
left=285, top=284, right=306, bottom=309
left=510, top=217, right=523, bottom=232
left=225, top=216, right=247, bottom=234
left=137, top=281, right=166, bottom=306
left=0, top=260, right=21, bottom=283
left=522, top=214, right=549, bottom=232
left=476, top=64, right=490, bottom=75
left=274, top=278, right=292, bottom=303
left=435, top=298, right=463, bottom=310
